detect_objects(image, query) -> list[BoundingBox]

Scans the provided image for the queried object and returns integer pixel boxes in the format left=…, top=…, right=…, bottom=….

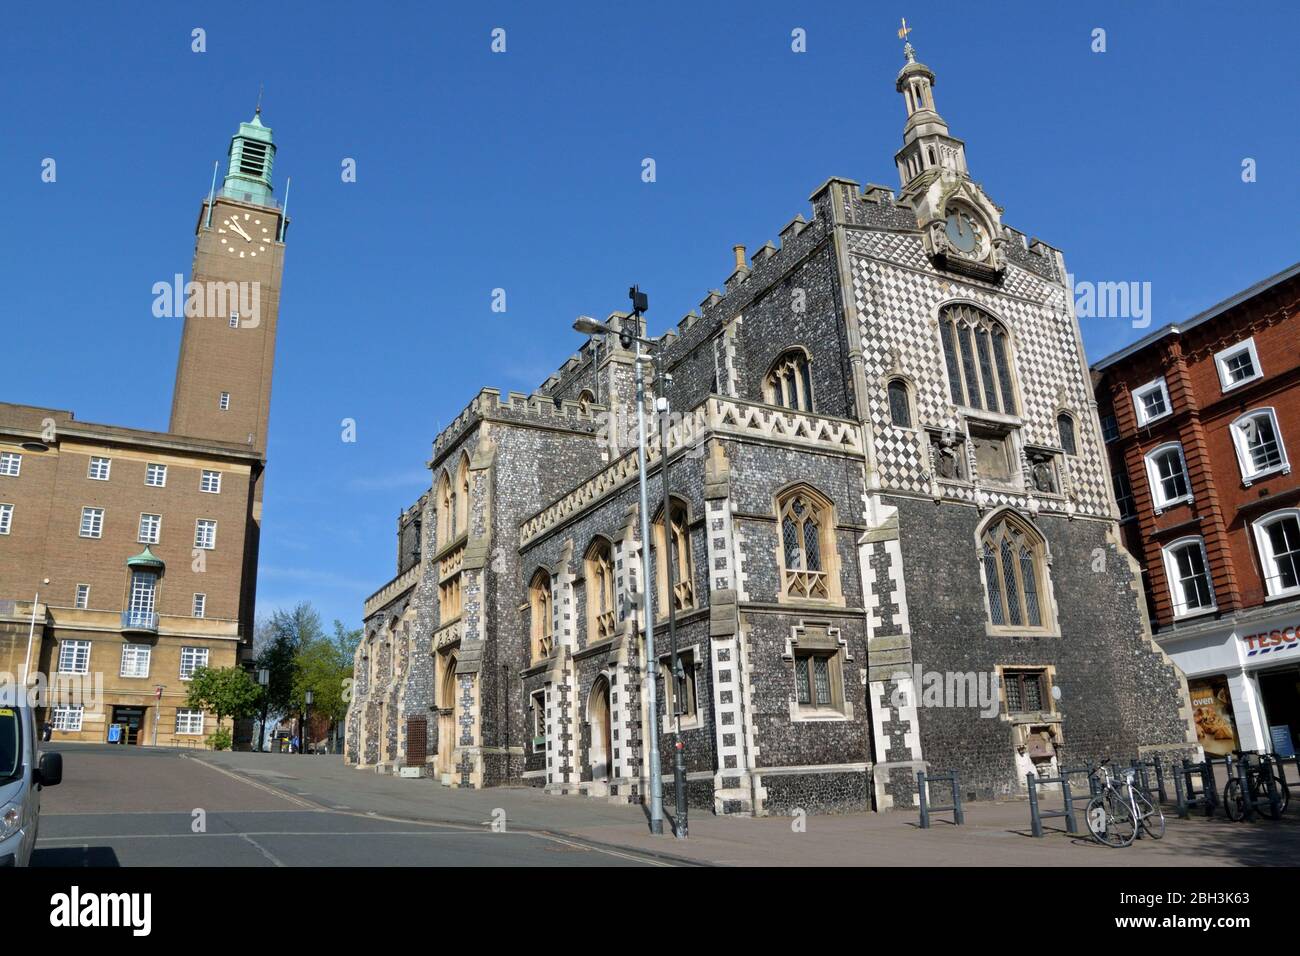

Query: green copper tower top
left=223, top=107, right=276, bottom=207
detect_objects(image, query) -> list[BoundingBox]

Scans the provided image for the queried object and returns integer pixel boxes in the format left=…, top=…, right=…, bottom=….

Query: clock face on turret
left=943, top=206, right=986, bottom=258
left=218, top=212, right=271, bottom=258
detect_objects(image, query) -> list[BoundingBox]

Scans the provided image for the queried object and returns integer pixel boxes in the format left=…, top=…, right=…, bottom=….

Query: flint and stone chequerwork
left=345, top=45, right=1197, bottom=813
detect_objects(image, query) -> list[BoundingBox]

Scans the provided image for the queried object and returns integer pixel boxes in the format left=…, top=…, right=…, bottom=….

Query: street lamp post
left=256, top=668, right=270, bottom=752
left=574, top=285, right=693, bottom=837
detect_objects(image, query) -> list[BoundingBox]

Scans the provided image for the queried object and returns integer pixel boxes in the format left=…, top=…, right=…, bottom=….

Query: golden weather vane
left=897, top=17, right=913, bottom=42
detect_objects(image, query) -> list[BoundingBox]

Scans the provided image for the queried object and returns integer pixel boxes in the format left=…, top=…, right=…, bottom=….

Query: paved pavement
left=35, top=743, right=1300, bottom=866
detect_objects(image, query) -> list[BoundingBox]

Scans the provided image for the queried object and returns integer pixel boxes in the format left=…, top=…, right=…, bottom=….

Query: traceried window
left=1163, top=537, right=1215, bottom=617
left=652, top=499, right=696, bottom=617
left=529, top=569, right=554, bottom=663
left=777, top=488, right=832, bottom=601
left=1057, top=413, right=1077, bottom=456
left=764, top=348, right=814, bottom=412
left=887, top=378, right=913, bottom=428
left=938, top=304, right=1017, bottom=415
left=980, top=515, right=1050, bottom=631
left=1253, top=510, right=1300, bottom=599
left=1230, top=408, right=1288, bottom=482
left=585, top=538, right=617, bottom=643
left=1144, top=443, right=1191, bottom=510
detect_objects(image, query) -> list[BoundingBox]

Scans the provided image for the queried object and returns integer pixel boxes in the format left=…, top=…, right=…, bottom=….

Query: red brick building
left=1093, top=262, right=1300, bottom=757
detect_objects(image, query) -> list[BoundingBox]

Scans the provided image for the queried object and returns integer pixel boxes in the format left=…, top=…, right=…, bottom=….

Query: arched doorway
left=587, top=676, right=612, bottom=783
left=437, top=653, right=458, bottom=784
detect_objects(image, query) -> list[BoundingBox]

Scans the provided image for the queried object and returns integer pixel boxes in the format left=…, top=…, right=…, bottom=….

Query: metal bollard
left=1153, top=759, right=1167, bottom=804
left=1027, top=772, right=1043, bottom=838
left=918, top=771, right=931, bottom=829
left=1061, top=772, right=1078, bottom=834
left=950, top=774, right=965, bottom=826
left=1236, top=757, right=1255, bottom=822
left=1174, top=764, right=1189, bottom=819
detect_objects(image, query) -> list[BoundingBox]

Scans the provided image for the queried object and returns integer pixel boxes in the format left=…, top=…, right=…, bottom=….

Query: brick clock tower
left=170, top=109, right=286, bottom=454
left=169, top=109, right=288, bottom=653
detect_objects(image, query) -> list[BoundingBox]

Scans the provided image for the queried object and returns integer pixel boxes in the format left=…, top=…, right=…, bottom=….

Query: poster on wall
left=1189, top=676, right=1240, bottom=756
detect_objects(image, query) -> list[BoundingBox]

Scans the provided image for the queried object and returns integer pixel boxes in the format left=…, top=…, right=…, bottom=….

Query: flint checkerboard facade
left=345, top=46, right=1196, bottom=813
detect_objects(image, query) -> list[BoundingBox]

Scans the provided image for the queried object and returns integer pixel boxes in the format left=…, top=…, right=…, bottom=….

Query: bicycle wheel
left=1223, top=779, right=1245, bottom=821
left=1087, top=792, right=1136, bottom=847
left=1137, top=794, right=1166, bottom=839
left=1252, top=776, right=1284, bottom=820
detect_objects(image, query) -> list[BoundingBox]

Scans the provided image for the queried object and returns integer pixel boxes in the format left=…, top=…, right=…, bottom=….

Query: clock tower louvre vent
left=222, top=109, right=277, bottom=208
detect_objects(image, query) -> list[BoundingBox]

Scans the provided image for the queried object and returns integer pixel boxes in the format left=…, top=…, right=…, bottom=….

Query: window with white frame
left=75, top=584, right=90, bottom=609
left=119, top=643, right=152, bottom=678
left=1144, top=443, right=1192, bottom=510
left=200, top=470, right=222, bottom=494
left=193, top=593, right=206, bottom=618
left=88, top=456, right=111, bottom=480
left=0, top=452, right=20, bottom=477
left=194, top=519, right=217, bottom=550
left=145, top=463, right=167, bottom=487
left=1214, top=338, right=1262, bottom=392
left=80, top=506, right=104, bottom=538
left=1163, top=537, right=1216, bottom=617
left=51, top=706, right=83, bottom=732
left=1253, top=509, right=1300, bottom=599
left=58, top=639, right=91, bottom=674
left=1100, top=414, right=1119, bottom=444
left=138, top=512, right=161, bottom=544
left=179, top=646, right=209, bottom=680
left=1132, top=378, right=1172, bottom=426
left=229, top=312, right=240, bottom=329
left=1230, top=408, right=1289, bottom=483
left=218, top=392, right=230, bottom=411
left=0, top=503, right=11, bottom=535
left=175, top=709, right=205, bottom=735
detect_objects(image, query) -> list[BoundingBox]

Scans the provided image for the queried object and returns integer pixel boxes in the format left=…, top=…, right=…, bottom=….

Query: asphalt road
left=33, top=744, right=666, bottom=867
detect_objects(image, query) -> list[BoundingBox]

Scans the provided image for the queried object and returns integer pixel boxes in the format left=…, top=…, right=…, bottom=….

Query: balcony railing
left=121, top=610, right=159, bottom=633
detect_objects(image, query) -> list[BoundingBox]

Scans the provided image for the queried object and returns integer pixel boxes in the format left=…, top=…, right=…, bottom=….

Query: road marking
left=239, top=832, right=287, bottom=867
left=182, top=755, right=318, bottom=809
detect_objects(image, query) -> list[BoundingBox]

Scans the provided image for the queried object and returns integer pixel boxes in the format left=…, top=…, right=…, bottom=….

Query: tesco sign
left=1242, top=624, right=1300, bottom=657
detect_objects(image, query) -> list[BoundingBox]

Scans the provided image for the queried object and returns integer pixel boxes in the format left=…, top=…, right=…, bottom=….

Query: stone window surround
left=885, top=374, right=918, bottom=431
left=771, top=482, right=845, bottom=607
left=782, top=620, right=854, bottom=722
left=582, top=535, right=618, bottom=644
left=935, top=300, right=1022, bottom=418
left=651, top=496, right=696, bottom=621
left=975, top=509, right=1062, bottom=638
left=657, top=642, right=703, bottom=732
left=528, top=567, right=554, bottom=663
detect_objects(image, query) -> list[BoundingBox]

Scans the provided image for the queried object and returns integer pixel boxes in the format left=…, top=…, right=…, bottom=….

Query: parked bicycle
left=1085, top=758, right=1165, bottom=847
left=1223, top=750, right=1290, bottom=821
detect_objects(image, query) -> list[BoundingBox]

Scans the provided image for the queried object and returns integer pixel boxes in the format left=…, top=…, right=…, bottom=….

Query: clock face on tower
left=218, top=212, right=272, bottom=258
left=943, top=206, right=985, bottom=258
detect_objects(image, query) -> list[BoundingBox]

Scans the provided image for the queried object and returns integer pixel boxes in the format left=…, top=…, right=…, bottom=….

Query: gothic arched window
left=529, top=569, right=553, bottom=662
left=455, top=454, right=470, bottom=537
left=436, top=471, right=452, bottom=546
left=939, top=304, right=1017, bottom=415
left=777, top=486, right=835, bottom=601
left=887, top=378, right=913, bottom=428
left=1057, top=412, right=1077, bottom=456
left=764, top=348, right=814, bottom=412
left=585, top=537, right=617, bottom=642
left=652, top=499, right=695, bottom=618
left=980, top=514, right=1050, bottom=630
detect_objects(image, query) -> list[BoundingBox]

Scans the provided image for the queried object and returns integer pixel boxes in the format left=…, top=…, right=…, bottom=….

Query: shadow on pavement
left=33, top=846, right=121, bottom=867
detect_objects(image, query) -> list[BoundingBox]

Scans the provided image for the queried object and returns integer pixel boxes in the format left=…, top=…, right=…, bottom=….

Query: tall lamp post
left=303, top=689, right=314, bottom=756
left=573, top=285, right=687, bottom=837
left=256, top=668, right=270, bottom=752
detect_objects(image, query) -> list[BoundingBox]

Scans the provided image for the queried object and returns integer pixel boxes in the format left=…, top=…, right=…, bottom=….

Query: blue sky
left=3, top=1, right=1298, bottom=628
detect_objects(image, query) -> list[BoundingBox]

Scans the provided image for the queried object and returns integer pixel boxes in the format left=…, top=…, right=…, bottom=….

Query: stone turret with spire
left=890, top=26, right=1006, bottom=282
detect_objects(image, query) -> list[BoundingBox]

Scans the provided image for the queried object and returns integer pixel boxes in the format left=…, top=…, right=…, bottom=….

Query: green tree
left=291, top=619, right=362, bottom=751
left=184, top=666, right=262, bottom=746
left=253, top=603, right=326, bottom=747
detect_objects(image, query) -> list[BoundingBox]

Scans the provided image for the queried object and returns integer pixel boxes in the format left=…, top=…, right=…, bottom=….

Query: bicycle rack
left=917, top=770, right=964, bottom=828
left=1225, top=752, right=1286, bottom=821
left=1026, top=770, right=1080, bottom=838
left=1175, top=757, right=1217, bottom=818
left=1130, top=758, right=1168, bottom=805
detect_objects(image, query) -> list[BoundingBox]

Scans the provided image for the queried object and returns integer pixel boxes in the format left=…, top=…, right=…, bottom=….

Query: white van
left=0, top=703, right=63, bottom=867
